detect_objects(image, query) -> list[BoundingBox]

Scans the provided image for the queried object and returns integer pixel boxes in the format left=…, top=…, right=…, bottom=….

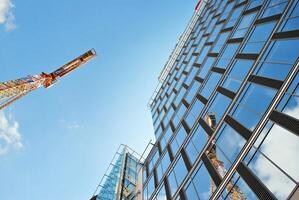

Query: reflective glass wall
left=144, top=0, right=299, bottom=199
left=92, top=145, right=142, bottom=200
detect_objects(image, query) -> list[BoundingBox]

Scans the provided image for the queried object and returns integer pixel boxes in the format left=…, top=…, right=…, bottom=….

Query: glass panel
left=261, top=0, right=288, bottom=18
left=216, top=43, right=240, bottom=69
left=185, top=125, right=209, bottom=164
left=232, top=12, right=257, bottom=38
left=156, top=185, right=167, bottom=200
left=225, top=5, right=246, bottom=28
left=165, top=92, right=176, bottom=109
left=212, top=31, right=230, bottom=53
left=230, top=83, right=277, bottom=131
left=201, top=72, right=222, bottom=99
left=247, top=0, right=263, bottom=10
left=220, top=172, right=258, bottom=200
left=161, top=126, right=173, bottom=150
left=207, top=123, right=247, bottom=179
left=171, top=126, right=187, bottom=156
left=242, top=21, right=276, bottom=53
left=173, top=156, right=188, bottom=185
left=245, top=148, right=296, bottom=199
left=185, top=181, right=199, bottom=200
left=185, top=99, right=204, bottom=129
left=185, top=67, right=199, bottom=85
left=172, top=103, right=187, bottom=128
left=222, top=59, right=254, bottom=92
left=220, top=2, right=235, bottom=21
left=157, top=163, right=163, bottom=182
left=161, top=151, right=171, bottom=174
left=197, top=46, right=211, bottom=64
left=206, top=93, right=232, bottom=127
left=199, top=57, right=216, bottom=79
left=168, top=171, right=178, bottom=197
left=149, top=150, right=160, bottom=172
left=192, top=163, right=215, bottom=199
left=146, top=175, right=156, bottom=200
left=279, top=0, right=299, bottom=31
left=174, top=88, right=187, bottom=106
left=253, top=39, right=299, bottom=80
left=167, top=156, right=188, bottom=197
left=185, top=80, right=200, bottom=104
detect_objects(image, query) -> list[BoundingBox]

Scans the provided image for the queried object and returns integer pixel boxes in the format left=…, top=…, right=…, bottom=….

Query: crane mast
left=205, top=113, right=246, bottom=200
left=0, top=49, right=96, bottom=110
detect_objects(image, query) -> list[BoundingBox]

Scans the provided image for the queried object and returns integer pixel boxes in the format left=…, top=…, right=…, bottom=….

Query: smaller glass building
left=91, top=145, right=143, bottom=200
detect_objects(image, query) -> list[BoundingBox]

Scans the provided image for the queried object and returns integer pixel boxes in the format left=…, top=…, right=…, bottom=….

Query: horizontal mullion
left=237, top=162, right=278, bottom=200
left=202, top=153, right=223, bottom=187
left=217, top=86, right=236, bottom=99
left=224, top=115, right=253, bottom=140
left=272, top=30, right=299, bottom=39
left=248, top=75, right=283, bottom=89
left=254, top=14, right=282, bottom=25
left=269, top=110, right=299, bottom=137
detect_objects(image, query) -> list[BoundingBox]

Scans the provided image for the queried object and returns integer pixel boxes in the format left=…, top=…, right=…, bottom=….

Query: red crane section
left=0, top=49, right=96, bottom=110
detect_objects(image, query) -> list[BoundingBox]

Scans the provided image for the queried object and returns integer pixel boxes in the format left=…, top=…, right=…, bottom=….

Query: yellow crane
left=0, top=49, right=96, bottom=110
left=205, top=113, right=246, bottom=200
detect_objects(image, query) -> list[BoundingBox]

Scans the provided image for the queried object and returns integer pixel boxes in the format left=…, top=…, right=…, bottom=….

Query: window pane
left=232, top=12, right=257, bottom=38
left=246, top=149, right=296, bottom=199
left=199, top=57, right=216, bottom=79
left=201, top=73, right=222, bottom=99
left=185, top=181, right=199, bottom=200
left=222, top=59, right=254, bottom=92
left=231, top=83, right=277, bottom=131
left=156, top=185, right=167, bottom=200
left=185, top=99, right=204, bottom=129
left=261, top=0, right=288, bottom=18
left=206, top=93, right=232, bottom=127
left=216, top=43, right=240, bottom=69
left=174, top=156, right=188, bottom=185
left=279, top=0, right=299, bottom=31
left=185, top=81, right=200, bottom=104
left=242, top=21, right=276, bottom=53
left=171, top=126, right=187, bottom=156
left=220, top=172, right=258, bottom=200
left=192, top=164, right=214, bottom=199
left=185, top=125, right=208, bottom=164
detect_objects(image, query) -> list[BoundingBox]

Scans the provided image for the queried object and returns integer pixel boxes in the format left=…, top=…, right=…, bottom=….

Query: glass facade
left=144, top=0, right=299, bottom=199
left=91, top=145, right=142, bottom=200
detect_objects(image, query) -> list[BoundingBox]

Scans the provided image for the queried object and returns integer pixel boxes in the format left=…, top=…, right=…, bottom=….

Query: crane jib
left=0, top=49, right=96, bottom=110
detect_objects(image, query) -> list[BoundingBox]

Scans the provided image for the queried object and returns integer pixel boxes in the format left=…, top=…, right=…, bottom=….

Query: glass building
left=91, top=145, right=143, bottom=200
left=143, top=0, right=299, bottom=199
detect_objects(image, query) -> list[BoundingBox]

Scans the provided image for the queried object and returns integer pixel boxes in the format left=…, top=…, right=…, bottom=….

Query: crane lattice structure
left=0, top=49, right=96, bottom=110
left=205, top=113, right=247, bottom=200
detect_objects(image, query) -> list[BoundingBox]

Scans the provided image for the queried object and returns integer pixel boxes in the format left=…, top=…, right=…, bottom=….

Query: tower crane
left=205, top=113, right=247, bottom=200
left=0, top=49, right=96, bottom=110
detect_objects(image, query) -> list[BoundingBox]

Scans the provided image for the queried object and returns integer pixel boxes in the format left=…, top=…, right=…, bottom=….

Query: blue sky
left=0, top=0, right=197, bottom=199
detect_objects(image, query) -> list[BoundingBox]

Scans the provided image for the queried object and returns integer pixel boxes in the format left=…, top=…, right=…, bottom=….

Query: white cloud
left=59, top=119, right=81, bottom=130
left=0, top=0, right=16, bottom=31
left=0, top=111, right=23, bottom=155
left=67, top=122, right=80, bottom=130
left=253, top=98, right=299, bottom=199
